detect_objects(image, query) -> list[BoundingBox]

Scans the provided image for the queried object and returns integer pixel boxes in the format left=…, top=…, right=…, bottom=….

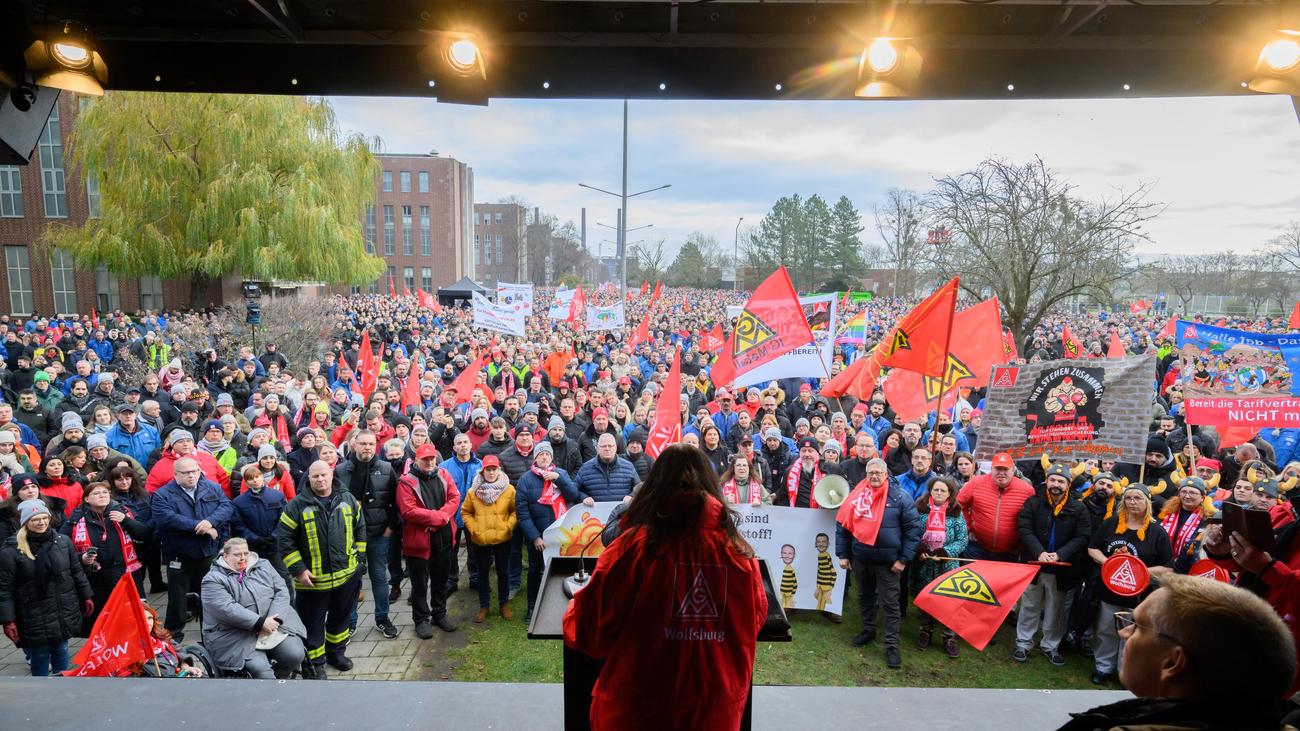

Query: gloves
left=3, top=622, right=18, bottom=644
left=82, top=599, right=95, bottom=617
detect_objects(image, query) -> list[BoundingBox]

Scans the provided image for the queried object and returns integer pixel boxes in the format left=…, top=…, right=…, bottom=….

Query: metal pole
left=620, top=99, right=629, bottom=301
left=733, top=217, right=744, bottom=291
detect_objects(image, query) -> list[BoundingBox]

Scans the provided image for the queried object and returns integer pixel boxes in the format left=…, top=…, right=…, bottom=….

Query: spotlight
left=774, top=83, right=783, bottom=91
left=658, top=82, right=667, bottom=91
left=542, top=81, right=550, bottom=89
left=24, top=21, right=109, bottom=96
left=1006, top=83, right=1015, bottom=91
left=447, top=39, right=480, bottom=73
left=415, top=31, right=489, bottom=104
left=1122, top=83, right=1131, bottom=91
left=428, top=80, right=436, bottom=88
left=855, top=38, right=923, bottom=98
left=1249, top=31, right=1300, bottom=94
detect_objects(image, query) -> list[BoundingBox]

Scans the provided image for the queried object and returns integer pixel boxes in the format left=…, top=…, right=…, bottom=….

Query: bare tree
left=630, top=239, right=669, bottom=282
left=1271, top=221, right=1300, bottom=273
left=873, top=188, right=926, bottom=298
left=921, top=157, right=1160, bottom=344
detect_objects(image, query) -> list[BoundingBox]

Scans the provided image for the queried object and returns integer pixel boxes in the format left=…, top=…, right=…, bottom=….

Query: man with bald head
left=150, top=456, right=233, bottom=642
left=279, top=459, right=367, bottom=678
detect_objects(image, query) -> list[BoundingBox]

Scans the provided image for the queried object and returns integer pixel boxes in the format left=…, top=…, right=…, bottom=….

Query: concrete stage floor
left=0, top=677, right=1128, bottom=730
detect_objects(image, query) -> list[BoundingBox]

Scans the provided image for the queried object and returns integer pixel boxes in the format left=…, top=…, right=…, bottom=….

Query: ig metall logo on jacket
left=665, top=562, right=727, bottom=643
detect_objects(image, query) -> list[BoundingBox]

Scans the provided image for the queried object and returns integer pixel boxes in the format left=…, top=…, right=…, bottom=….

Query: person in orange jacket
left=563, top=444, right=767, bottom=730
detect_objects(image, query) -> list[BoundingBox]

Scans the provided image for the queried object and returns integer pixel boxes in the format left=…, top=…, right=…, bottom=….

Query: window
left=418, top=172, right=429, bottom=193
left=364, top=204, right=376, bottom=253
left=420, top=206, right=431, bottom=256
left=49, top=250, right=76, bottom=314
left=0, top=166, right=22, bottom=217
left=5, top=247, right=32, bottom=315
left=484, top=237, right=493, bottom=266
left=401, top=205, right=412, bottom=256
left=400, top=171, right=411, bottom=193
left=474, top=234, right=480, bottom=264
left=39, top=106, right=67, bottom=218
left=86, top=172, right=101, bottom=218
left=403, top=267, right=415, bottom=292
left=383, top=205, right=394, bottom=256
left=382, top=171, right=392, bottom=192
left=496, top=235, right=504, bottom=266
left=139, top=276, right=163, bottom=311
left=95, top=265, right=119, bottom=311
left=495, top=212, right=502, bottom=224
left=421, top=267, right=432, bottom=291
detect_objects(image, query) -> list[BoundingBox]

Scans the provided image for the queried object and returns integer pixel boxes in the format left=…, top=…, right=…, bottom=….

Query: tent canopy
left=437, top=277, right=488, bottom=306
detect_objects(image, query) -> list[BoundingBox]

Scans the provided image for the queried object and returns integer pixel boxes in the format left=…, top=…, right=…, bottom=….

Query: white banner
left=586, top=302, right=626, bottom=331
left=731, top=293, right=838, bottom=388
left=496, top=282, right=534, bottom=316
left=472, top=291, right=525, bottom=336
left=548, top=287, right=577, bottom=320
left=541, top=501, right=845, bottom=616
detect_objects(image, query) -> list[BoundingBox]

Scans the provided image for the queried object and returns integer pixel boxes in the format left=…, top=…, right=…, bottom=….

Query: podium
left=528, top=556, right=792, bottom=731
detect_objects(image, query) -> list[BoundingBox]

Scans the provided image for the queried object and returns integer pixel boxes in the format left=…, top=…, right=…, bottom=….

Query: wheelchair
left=182, top=592, right=314, bottom=679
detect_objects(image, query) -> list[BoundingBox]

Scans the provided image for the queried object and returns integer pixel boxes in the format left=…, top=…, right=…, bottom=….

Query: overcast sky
left=329, top=94, right=1300, bottom=261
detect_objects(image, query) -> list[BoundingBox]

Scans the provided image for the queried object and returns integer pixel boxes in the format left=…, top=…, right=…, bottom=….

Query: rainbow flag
left=836, top=311, right=867, bottom=344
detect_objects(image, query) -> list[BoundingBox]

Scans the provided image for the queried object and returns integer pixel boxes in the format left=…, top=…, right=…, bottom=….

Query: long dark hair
left=620, top=444, right=753, bottom=558
left=915, top=475, right=962, bottom=517
left=107, top=464, right=149, bottom=503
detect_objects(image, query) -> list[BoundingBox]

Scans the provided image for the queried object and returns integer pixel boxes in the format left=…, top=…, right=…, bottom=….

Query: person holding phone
left=64, top=481, right=152, bottom=633
left=201, top=537, right=306, bottom=678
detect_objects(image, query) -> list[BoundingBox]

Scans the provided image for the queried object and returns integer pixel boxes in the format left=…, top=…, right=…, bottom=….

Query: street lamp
left=733, top=217, right=744, bottom=291
left=577, top=99, right=671, bottom=300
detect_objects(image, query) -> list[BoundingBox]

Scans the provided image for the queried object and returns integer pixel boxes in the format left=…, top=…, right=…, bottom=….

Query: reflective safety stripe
left=283, top=551, right=303, bottom=572
left=303, top=509, right=323, bottom=577
left=355, top=541, right=367, bottom=555
left=325, top=628, right=351, bottom=644
left=306, top=645, right=326, bottom=659
left=279, top=512, right=299, bottom=530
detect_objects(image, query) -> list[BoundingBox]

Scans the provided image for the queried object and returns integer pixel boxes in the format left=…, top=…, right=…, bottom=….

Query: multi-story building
left=360, top=152, right=474, bottom=295
left=0, top=92, right=190, bottom=315
left=473, top=202, right=528, bottom=287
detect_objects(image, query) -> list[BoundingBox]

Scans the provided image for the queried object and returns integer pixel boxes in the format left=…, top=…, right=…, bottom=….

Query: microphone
left=563, top=530, right=604, bottom=598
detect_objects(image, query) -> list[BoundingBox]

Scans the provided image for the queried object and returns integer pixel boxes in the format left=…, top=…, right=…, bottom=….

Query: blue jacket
left=231, top=487, right=286, bottom=547
left=574, top=456, right=640, bottom=502
left=150, top=476, right=234, bottom=561
left=88, top=338, right=114, bottom=363
left=443, top=455, right=482, bottom=530
left=835, top=481, right=924, bottom=565
left=515, top=467, right=582, bottom=543
left=1264, top=428, right=1300, bottom=468
left=711, top=409, right=740, bottom=437
left=895, top=469, right=937, bottom=501
left=106, top=422, right=161, bottom=466
left=923, top=428, right=970, bottom=454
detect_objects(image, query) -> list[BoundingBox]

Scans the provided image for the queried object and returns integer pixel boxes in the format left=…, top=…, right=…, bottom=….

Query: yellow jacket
left=462, top=483, right=518, bottom=546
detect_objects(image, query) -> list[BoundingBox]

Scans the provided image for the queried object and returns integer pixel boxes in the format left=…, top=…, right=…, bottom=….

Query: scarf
left=835, top=479, right=890, bottom=546
left=722, top=476, right=761, bottom=507
left=923, top=499, right=947, bottom=551
left=786, top=460, right=821, bottom=508
left=532, top=463, right=567, bottom=519
left=473, top=471, right=509, bottom=505
left=1160, top=508, right=1203, bottom=557
left=199, top=437, right=230, bottom=456
left=28, top=529, right=58, bottom=596
left=73, top=507, right=142, bottom=573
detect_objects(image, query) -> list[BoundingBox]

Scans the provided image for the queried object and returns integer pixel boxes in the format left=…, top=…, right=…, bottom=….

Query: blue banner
left=1175, top=320, right=1300, bottom=397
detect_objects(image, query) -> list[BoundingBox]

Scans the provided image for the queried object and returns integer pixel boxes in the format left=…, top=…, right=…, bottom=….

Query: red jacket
left=563, top=497, right=767, bottom=730
left=146, top=447, right=231, bottom=496
left=241, top=465, right=296, bottom=501
left=956, top=473, right=1035, bottom=555
left=396, top=466, right=460, bottom=559
left=1211, top=539, right=1300, bottom=696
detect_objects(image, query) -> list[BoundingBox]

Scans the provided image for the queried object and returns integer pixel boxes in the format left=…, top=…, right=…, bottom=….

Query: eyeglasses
left=1113, top=610, right=1186, bottom=648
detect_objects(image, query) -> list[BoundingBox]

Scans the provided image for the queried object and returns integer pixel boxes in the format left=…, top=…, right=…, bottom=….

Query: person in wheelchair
left=138, top=602, right=205, bottom=678
left=200, top=537, right=306, bottom=678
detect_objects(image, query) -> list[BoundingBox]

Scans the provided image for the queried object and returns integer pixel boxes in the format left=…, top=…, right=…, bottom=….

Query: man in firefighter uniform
left=278, top=459, right=367, bottom=678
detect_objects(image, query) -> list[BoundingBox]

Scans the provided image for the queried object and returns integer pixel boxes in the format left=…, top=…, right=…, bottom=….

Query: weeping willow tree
left=43, top=93, right=385, bottom=307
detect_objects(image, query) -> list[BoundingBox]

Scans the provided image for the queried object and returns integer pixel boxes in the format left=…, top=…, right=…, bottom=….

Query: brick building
left=0, top=92, right=191, bottom=316
left=359, top=152, right=474, bottom=295
left=473, top=202, right=528, bottom=288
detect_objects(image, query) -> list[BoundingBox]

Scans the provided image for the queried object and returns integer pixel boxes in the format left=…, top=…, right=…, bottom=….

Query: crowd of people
left=0, top=284, right=1295, bottom=713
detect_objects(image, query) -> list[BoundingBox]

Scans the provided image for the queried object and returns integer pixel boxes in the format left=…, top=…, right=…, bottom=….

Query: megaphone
left=814, top=474, right=850, bottom=509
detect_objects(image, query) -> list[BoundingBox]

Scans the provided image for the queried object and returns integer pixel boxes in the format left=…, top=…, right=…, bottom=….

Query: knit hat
left=471, top=408, right=489, bottom=422
left=533, top=441, right=554, bottom=457
left=258, top=444, right=279, bottom=461
left=296, top=427, right=315, bottom=441
left=1196, top=457, right=1222, bottom=471
left=168, top=358, right=182, bottom=370
left=33, top=370, right=51, bottom=384
left=248, top=428, right=270, bottom=442
left=170, top=384, right=189, bottom=399
left=522, top=402, right=539, bottom=416
left=1178, top=476, right=1208, bottom=496
left=11, top=473, right=38, bottom=494
left=86, top=434, right=108, bottom=451
left=0, top=431, right=15, bottom=446
left=797, top=436, right=819, bottom=451
left=167, top=430, right=194, bottom=447
left=822, top=439, right=843, bottom=454
left=18, top=498, right=50, bottom=526
left=216, top=393, right=234, bottom=407
left=548, top=416, right=565, bottom=431
left=61, top=412, right=84, bottom=433
left=1146, top=435, right=1168, bottom=456
left=795, top=418, right=810, bottom=429
left=204, top=419, right=223, bottom=434
left=180, top=401, right=200, bottom=414
left=1044, top=463, right=1071, bottom=481
left=763, top=427, right=783, bottom=441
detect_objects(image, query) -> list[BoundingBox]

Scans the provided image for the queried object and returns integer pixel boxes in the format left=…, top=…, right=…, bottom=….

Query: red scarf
left=1159, top=508, right=1203, bottom=557
left=836, top=479, right=889, bottom=546
left=532, top=464, right=567, bottom=519
left=923, top=499, right=947, bottom=551
left=72, top=508, right=141, bottom=573
left=723, top=478, right=761, bottom=507
left=786, top=460, right=822, bottom=508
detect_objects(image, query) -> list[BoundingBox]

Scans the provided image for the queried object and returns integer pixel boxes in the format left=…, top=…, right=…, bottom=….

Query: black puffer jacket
left=546, top=436, right=585, bottom=476
left=334, top=455, right=397, bottom=540
left=0, top=530, right=93, bottom=646
left=496, top=446, right=535, bottom=486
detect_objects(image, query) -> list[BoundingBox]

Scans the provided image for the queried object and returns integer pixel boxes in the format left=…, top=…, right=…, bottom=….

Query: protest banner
left=548, top=287, right=577, bottom=319
left=472, top=291, right=525, bottom=336
left=974, top=355, right=1155, bottom=464
left=730, top=292, right=839, bottom=388
left=1174, top=319, right=1300, bottom=427
left=496, top=282, right=534, bottom=316
left=586, top=302, right=627, bottom=331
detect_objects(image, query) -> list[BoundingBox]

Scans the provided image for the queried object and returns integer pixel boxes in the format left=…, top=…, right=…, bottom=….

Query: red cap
left=618, top=376, right=632, bottom=385
left=1196, top=457, right=1222, bottom=471
left=800, top=383, right=812, bottom=393
left=592, top=407, right=608, bottom=419
left=415, top=444, right=438, bottom=460
left=481, top=455, right=501, bottom=468
left=991, top=452, right=1014, bottom=469
left=715, top=388, right=732, bottom=400
left=852, top=403, right=869, bottom=414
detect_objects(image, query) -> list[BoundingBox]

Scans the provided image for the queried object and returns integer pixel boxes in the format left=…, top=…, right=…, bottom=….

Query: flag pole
left=927, top=280, right=960, bottom=452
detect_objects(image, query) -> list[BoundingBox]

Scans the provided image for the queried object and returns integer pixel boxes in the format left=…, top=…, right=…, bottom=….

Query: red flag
left=1061, top=324, right=1084, bottom=359
left=1289, top=302, right=1300, bottom=330
left=879, top=277, right=959, bottom=377
left=839, top=290, right=852, bottom=312
left=725, top=266, right=815, bottom=382
left=629, top=309, right=652, bottom=351
left=835, top=479, right=890, bottom=546
left=820, top=350, right=882, bottom=400
left=446, top=355, right=485, bottom=406
left=1001, top=328, right=1019, bottom=361
left=883, top=298, right=1004, bottom=421
left=356, top=330, right=379, bottom=399
left=699, top=324, right=725, bottom=354
left=1218, top=426, right=1258, bottom=449
left=403, top=286, right=412, bottom=298
left=913, top=560, right=1040, bottom=651
left=388, top=273, right=397, bottom=298
left=645, top=348, right=682, bottom=459
left=401, top=360, right=424, bottom=412
left=1215, top=318, right=1228, bottom=327
left=65, top=573, right=153, bottom=676
left=417, top=288, right=437, bottom=310
left=567, top=286, right=586, bottom=325
left=1157, top=316, right=1176, bottom=341
left=639, top=281, right=649, bottom=297
left=651, top=281, right=663, bottom=302
left=91, top=307, right=100, bottom=331
left=1107, top=331, right=1126, bottom=358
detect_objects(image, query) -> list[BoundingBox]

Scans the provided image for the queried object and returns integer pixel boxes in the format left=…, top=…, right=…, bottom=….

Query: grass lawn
left=446, top=583, right=1103, bottom=689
